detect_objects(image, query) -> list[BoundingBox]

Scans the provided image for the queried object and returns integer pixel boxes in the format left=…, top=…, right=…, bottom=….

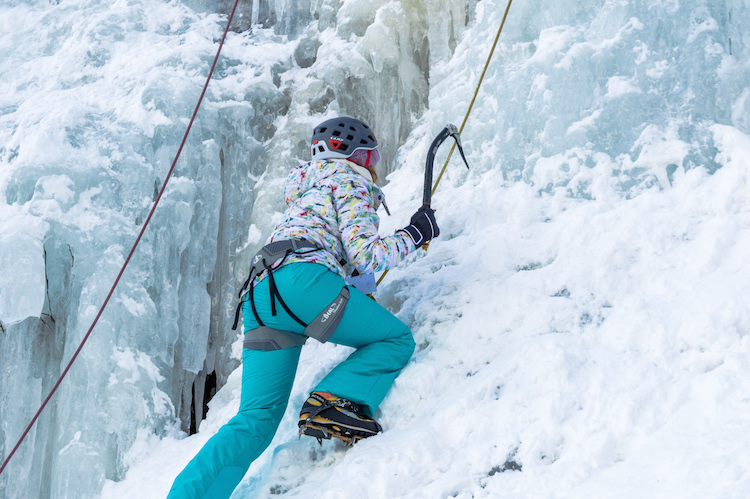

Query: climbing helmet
left=310, top=116, right=378, bottom=161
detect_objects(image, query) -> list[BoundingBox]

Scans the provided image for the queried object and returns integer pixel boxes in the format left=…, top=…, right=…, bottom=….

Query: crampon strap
left=303, top=392, right=348, bottom=423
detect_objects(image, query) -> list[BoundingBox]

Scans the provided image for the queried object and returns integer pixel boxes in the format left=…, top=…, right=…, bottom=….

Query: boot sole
left=298, top=422, right=373, bottom=446
left=299, top=413, right=380, bottom=437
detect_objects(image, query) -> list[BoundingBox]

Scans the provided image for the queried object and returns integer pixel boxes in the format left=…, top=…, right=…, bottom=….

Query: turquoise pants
left=168, top=263, right=415, bottom=498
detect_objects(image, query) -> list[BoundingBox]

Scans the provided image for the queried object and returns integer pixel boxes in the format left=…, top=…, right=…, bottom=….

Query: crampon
left=298, top=391, right=382, bottom=447
left=298, top=422, right=369, bottom=446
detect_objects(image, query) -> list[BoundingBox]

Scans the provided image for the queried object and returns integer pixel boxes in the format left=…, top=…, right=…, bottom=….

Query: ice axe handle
left=421, top=124, right=469, bottom=250
left=422, top=129, right=449, bottom=207
left=417, top=203, right=431, bottom=251
left=422, top=124, right=469, bottom=206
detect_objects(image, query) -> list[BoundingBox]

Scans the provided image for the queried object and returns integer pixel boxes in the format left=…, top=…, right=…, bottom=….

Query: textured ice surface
left=0, top=214, right=47, bottom=325
left=0, top=0, right=470, bottom=496
left=2, top=0, right=750, bottom=497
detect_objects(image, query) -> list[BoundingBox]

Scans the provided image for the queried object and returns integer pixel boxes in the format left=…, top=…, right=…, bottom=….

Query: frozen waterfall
left=2, top=0, right=750, bottom=497
left=1, top=0, right=471, bottom=496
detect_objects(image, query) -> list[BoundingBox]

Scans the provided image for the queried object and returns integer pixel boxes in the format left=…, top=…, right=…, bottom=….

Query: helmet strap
left=365, top=150, right=372, bottom=169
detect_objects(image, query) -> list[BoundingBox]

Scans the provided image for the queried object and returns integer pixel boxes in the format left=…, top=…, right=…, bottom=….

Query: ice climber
left=168, top=116, right=440, bottom=498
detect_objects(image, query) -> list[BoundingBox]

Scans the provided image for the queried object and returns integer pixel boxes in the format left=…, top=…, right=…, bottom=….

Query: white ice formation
left=1, top=0, right=749, bottom=497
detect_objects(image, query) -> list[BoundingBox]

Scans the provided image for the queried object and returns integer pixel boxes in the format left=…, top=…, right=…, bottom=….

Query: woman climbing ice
left=168, top=116, right=439, bottom=498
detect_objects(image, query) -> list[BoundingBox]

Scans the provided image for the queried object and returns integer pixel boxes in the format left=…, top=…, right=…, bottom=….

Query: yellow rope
left=432, top=0, right=514, bottom=193
left=377, top=0, right=514, bottom=288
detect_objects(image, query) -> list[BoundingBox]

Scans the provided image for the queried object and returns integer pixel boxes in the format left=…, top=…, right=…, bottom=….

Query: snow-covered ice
left=2, top=0, right=750, bottom=497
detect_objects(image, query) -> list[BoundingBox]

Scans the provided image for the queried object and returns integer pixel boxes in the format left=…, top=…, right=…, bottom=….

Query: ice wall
left=0, top=0, right=473, bottom=496
left=101, top=0, right=750, bottom=496
left=407, top=0, right=750, bottom=194
left=2, top=0, right=748, bottom=496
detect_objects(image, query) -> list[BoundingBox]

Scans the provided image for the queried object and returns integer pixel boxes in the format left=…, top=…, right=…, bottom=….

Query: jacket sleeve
left=333, top=176, right=415, bottom=274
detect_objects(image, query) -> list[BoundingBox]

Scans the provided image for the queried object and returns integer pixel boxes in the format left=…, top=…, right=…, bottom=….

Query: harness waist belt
left=235, top=238, right=352, bottom=350
left=243, top=286, right=350, bottom=351
left=232, top=238, right=321, bottom=331
left=303, top=286, right=349, bottom=343
left=245, top=239, right=321, bottom=292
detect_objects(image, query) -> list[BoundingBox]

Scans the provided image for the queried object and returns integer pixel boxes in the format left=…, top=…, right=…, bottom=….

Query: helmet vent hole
left=360, top=139, right=367, bottom=144
left=332, top=130, right=341, bottom=137
left=349, top=126, right=357, bottom=131
left=340, top=144, right=349, bottom=151
left=368, top=135, right=375, bottom=141
left=347, top=134, right=354, bottom=140
left=319, top=127, right=327, bottom=133
left=318, top=146, right=324, bottom=153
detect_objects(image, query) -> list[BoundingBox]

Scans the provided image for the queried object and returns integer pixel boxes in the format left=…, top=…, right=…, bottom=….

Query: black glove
left=399, top=205, right=439, bottom=248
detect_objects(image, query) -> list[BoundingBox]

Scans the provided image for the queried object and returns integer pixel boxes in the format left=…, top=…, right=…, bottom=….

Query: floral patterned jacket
left=266, top=159, right=415, bottom=279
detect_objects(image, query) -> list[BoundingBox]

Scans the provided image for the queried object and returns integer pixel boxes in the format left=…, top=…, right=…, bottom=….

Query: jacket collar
left=337, top=159, right=374, bottom=183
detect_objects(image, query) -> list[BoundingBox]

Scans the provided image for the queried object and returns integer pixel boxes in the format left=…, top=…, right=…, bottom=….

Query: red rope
left=0, top=0, right=241, bottom=476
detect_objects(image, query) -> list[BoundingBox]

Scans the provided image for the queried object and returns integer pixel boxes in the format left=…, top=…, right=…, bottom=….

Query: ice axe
left=421, top=124, right=470, bottom=250
left=375, top=124, right=470, bottom=287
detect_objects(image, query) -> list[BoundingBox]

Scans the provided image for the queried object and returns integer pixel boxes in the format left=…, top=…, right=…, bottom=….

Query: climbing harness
left=0, top=0, right=242, bottom=477
left=233, top=239, right=351, bottom=350
left=376, top=0, right=514, bottom=288
left=232, top=239, right=320, bottom=330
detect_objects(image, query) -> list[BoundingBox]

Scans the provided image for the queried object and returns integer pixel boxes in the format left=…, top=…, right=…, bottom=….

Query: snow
left=2, top=0, right=750, bottom=497
left=104, top=130, right=750, bottom=497
left=606, top=76, right=640, bottom=98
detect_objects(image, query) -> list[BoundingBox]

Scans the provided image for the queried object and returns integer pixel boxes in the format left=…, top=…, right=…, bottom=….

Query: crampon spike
left=299, top=422, right=367, bottom=446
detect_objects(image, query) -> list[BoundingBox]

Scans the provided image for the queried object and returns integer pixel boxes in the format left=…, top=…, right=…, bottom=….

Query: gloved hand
left=399, top=205, right=439, bottom=249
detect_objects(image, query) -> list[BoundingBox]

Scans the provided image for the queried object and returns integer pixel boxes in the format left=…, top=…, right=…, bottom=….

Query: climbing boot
left=298, top=391, right=382, bottom=446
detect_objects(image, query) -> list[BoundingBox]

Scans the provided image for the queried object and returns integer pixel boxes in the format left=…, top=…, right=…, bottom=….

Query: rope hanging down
left=377, top=0, right=514, bottom=287
left=431, top=0, right=513, bottom=194
left=0, top=0, right=241, bottom=476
